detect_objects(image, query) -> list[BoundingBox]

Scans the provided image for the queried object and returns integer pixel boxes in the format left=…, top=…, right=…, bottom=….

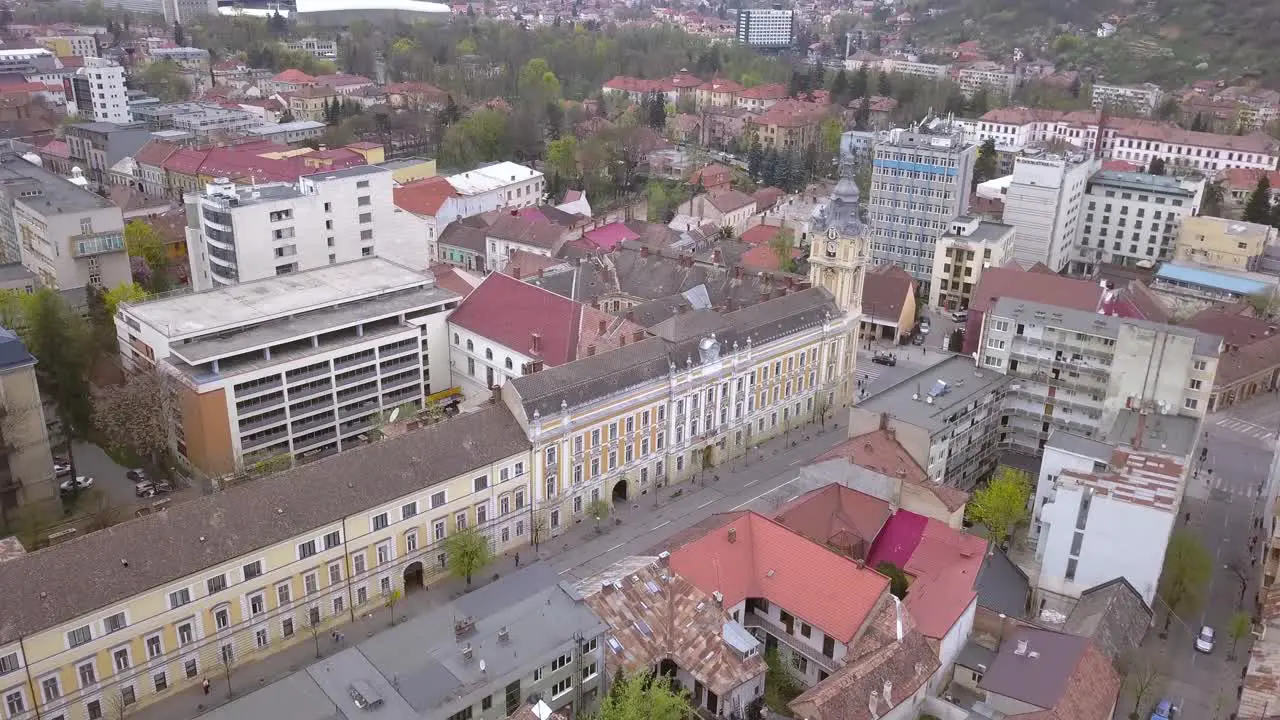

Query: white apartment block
left=185, top=166, right=396, bottom=292
left=956, top=63, right=1019, bottom=99
left=282, top=37, right=339, bottom=57
left=1090, top=83, right=1163, bottom=115
left=65, top=57, right=130, bottom=123
left=929, top=215, right=1015, bottom=311
left=1072, top=170, right=1203, bottom=275
left=0, top=153, right=131, bottom=291
left=978, top=296, right=1218, bottom=455
left=884, top=58, right=949, bottom=81
left=735, top=8, right=795, bottom=48
left=115, top=259, right=460, bottom=476
left=1029, top=414, right=1194, bottom=614
left=448, top=161, right=546, bottom=211
left=1001, top=153, right=1099, bottom=272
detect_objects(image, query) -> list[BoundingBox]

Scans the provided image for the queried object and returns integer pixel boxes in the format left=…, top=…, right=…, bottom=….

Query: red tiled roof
left=667, top=511, right=890, bottom=642
left=739, top=224, right=784, bottom=245
left=700, top=77, right=743, bottom=94
left=869, top=512, right=986, bottom=639
left=393, top=176, right=458, bottom=217
left=752, top=186, right=784, bottom=211
left=162, top=147, right=209, bottom=175
left=272, top=69, right=315, bottom=84
left=815, top=429, right=929, bottom=486
left=37, top=139, right=69, bottom=159
left=499, top=249, right=565, bottom=280
left=314, top=73, right=373, bottom=87
left=705, top=188, right=754, bottom=213
left=737, top=83, right=787, bottom=100
left=1101, top=159, right=1142, bottom=172
left=773, top=484, right=892, bottom=560
left=1221, top=167, right=1280, bottom=192
left=741, top=243, right=801, bottom=271
left=690, top=163, right=733, bottom=188
left=429, top=264, right=482, bottom=296
left=862, top=265, right=915, bottom=323
left=757, top=99, right=828, bottom=128
left=968, top=266, right=1103, bottom=313
left=59, top=56, right=85, bottom=68
left=581, top=222, right=640, bottom=251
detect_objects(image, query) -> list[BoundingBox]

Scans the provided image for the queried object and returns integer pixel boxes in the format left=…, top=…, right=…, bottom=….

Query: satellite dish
left=479, top=659, right=486, bottom=673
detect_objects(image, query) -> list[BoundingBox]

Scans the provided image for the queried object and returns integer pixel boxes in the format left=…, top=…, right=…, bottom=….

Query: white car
left=53, top=461, right=72, bottom=477
left=59, top=476, right=94, bottom=494
left=1195, top=625, right=1215, bottom=653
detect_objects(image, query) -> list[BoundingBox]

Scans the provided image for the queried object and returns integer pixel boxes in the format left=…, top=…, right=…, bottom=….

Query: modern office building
left=0, top=153, right=131, bottom=291
left=63, top=57, right=129, bottom=123
left=849, top=355, right=1011, bottom=491
left=978, top=296, right=1219, bottom=454
left=929, top=215, right=1015, bottom=311
left=115, top=259, right=459, bottom=476
left=1001, top=152, right=1099, bottom=272
left=867, top=121, right=978, bottom=293
left=184, top=165, right=396, bottom=291
left=735, top=8, right=796, bottom=49
left=1071, top=170, right=1204, bottom=275
left=130, top=101, right=261, bottom=136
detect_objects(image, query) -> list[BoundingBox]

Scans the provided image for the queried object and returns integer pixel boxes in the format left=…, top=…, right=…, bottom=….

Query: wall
left=933, top=599, right=977, bottom=692
left=1104, top=325, right=1206, bottom=420
left=0, top=362, right=55, bottom=505
left=178, top=385, right=236, bottom=478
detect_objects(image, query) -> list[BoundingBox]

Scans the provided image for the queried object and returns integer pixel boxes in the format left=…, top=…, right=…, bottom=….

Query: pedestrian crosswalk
left=1191, top=472, right=1262, bottom=500
left=1214, top=416, right=1277, bottom=440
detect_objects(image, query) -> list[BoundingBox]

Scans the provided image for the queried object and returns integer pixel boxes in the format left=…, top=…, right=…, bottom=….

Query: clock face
left=826, top=227, right=838, bottom=240
left=826, top=240, right=838, bottom=254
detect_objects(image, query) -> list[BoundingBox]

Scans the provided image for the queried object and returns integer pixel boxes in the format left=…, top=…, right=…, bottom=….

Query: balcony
left=741, top=611, right=839, bottom=674
left=337, top=380, right=379, bottom=404
left=243, top=428, right=289, bottom=451
left=335, top=366, right=377, bottom=388
left=334, top=349, right=376, bottom=371
left=290, top=412, right=335, bottom=436
left=293, top=427, right=338, bottom=452
left=381, top=370, right=421, bottom=392
left=285, top=363, right=332, bottom=386
left=234, top=377, right=283, bottom=400
left=288, top=379, right=333, bottom=401
left=338, top=400, right=379, bottom=420
left=238, top=411, right=286, bottom=434
left=71, top=230, right=125, bottom=258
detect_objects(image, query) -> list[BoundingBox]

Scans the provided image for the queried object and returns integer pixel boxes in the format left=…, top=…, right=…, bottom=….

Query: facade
left=955, top=62, right=1018, bottom=98
left=684, top=190, right=757, bottom=234
left=978, top=296, right=1219, bottom=454
left=849, top=355, right=1011, bottom=491
left=1001, top=152, right=1098, bottom=272
left=1175, top=215, right=1277, bottom=271
left=0, top=328, right=57, bottom=521
left=859, top=265, right=915, bottom=343
left=0, top=405, right=540, bottom=720
left=929, top=216, right=1015, bottom=311
left=735, top=8, right=795, bottom=48
left=282, top=37, right=339, bottom=58
left=115, top=259, right=459, bottom=476
left=1072, top=170, right=1203, bottom=275
left=0, top=48, right=58, bottom=76
left=131, top=102, right=261, bottom=136
left=287, top=85, right=338, bottom=122
left=35, top=35, right=99, bottom=58
left=1109, top=122, right=1280, bottom=173
left=63, top=58, right=129, bottom=123
left=0, top=153, right=131, bottom=291
left=161, top=0, right=216, bottom=22
left=867, top=122, right=978, bottom=291
left=1030, top=415, right=1193, bottom=611
left=1090, top=83, right=1164, bottom=114
left=241, top=120, right=327, bottom=144
left=63, top=121, right=153, bottom=190
left=449, top=162, right=546, bottom=211
left=184, top=165, right=395, bottom=291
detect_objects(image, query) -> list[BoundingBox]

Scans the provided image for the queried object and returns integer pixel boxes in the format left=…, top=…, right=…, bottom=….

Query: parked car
left=53, top=460, right=72, bottom=477
left=1150, top=698, right=1176, bottom=719
left=911, top=332, right=925, bottom=346
left=59, top=476, right=94, bottom=494
left=135, top=480, right=172, bottom=498
left=951, top=310, right=968, bottom=322
left=872, top=352, right=897, bottom=366
left=918, top=318, right=931, bottom=334
left=126, top=468, right=149, bottom=483
left=1195, top=625, right=1215, bottom=653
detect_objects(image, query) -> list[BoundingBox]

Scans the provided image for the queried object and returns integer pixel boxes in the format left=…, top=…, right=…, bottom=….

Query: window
left=305, top=572, right=319, bottom=594
left=169, top=588, right=192, bottom=608
left=401, top=501, right=418, bottom=520
left=184, top=659, right=199, bottom=679
left=68, top=625, right=93, bottom=647
left=333, top=596, right=345, bottom=616
left=455, top=511, right=468, bottom=530
left=87, top=699, right=102, bottom=720
left=4, top=690, right=24, bottom=716
left=354, top=552, right=367, bottom=574
left=551, top=677, right=573, bottom=698
left=298, top=539, right=317, bottom=558
left=103, top=612, right=127, bottom=634
left=357, top=586, right=369, bottom=605
left=145, top=634, right=162, bottom=658
left=431, top=491, right=447, bottom=508
left=447, top=708, right=473, bottom=720
left=207, top=574, right=227, bottom=594
left=582, top=661, right=599, bottom=681
left=323, top=532, right=341, bottom=550
left=434, top=520, right=446, bottom=541
left=407, top=530, right=419, bottom=552
left=41, top=676, right=60, bottom=702
left=214, top=608, right=230, bottom=630
left=221, top=644, right=235, bottom=665
left=1194, top=360, right=1207, bottom=371
left=1184, top=397, right=1198, bottom=410
left=154, top=671, right=168, bottom=692
left=372, top=512, right=389, bottom=531
left=177, top=622, right=194, bottom=646
left=477, top=504, right=488, bottom=525
left=800, top=622, right=812, bottom=638
left=243, top=560, right=263, bottom=579
left=282, top=618, right=295, bottom=638
left=377, top=542, right=392, bottom=564
left=277, top=583, right=293, bottom=605
left=483, top=695, right=493, bottom=711
left=474, top=476, right=489, bottom=492
left=113, top=648, right=130, bottom=671
left=551, top=652, right=572, bottom=671
left=1189, top=378, right=1202, bottom=390
left=1065, top=557, right=1078, bottom=581
left=0, top=654, right=16, bottom=676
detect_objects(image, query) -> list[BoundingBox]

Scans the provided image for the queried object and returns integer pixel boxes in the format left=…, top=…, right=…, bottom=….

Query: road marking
left=558, top=566, right=575, bottom=576
left=731, top=476, right=797, bottom=510
left=606, top=542, right=626, bottom=552
left=651, top=520, right=671, bottom=530
left=789, top=459, right=803, bottom=466
left=697, top=499, right=716, bottom=509
left=743, top=478, right=761, bottom=487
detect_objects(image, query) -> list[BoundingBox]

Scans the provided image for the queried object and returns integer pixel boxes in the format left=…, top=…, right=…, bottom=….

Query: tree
left=124, top=217, right=166, bottom=262
left=769, top=228, right=795, bottom=273
left=1147, top=157, right=1166, bottom=176
left=1156, top=527, right=1212, bottom=636
left=747, top=143, right=764, bottom=180
left=444, top=526, right=492, bottom=586
left=1200, top=180, right=1226, bottom=217
left=307, top=609, right=323, bottom=658
left=854, top=96, right=871, bottom=131
left=530, top=511, right=549, bottom=550
left=545, top=135, right=579, bottom=181
left=1247, top=291, right=1277, bottom=318
left=138, top=60, right=190, bottom=103
left=1228, top=611, right=1251, bottom=660
left=973, top=138, right=998, bottom=188
left=1243, top=174, right=1273, bottom=224
left=646, top=92, right=666, bottom=130
left=1190, top=113, right=1207, bottom=132
left=517, top=58, right=561, bottom=106
left=598, top=669, right=693, bottom=720
left=92, top=368, right=175, bottom=477
left=1118, top=651, right=1164, bottom=720
left=586, top=497, right=610, bottom=532
left=876, top=70, right=892, bottom=97
left=24, top=290, right=92, bottom=478
left=103, top=283, right=147, bottom=317
left=850, top=66, right=869, bottom=100
left=965, top=467, right=1031, bottom=546
left=830, top=69, right=849, bottom=106
left=172, top=20, right=184, bottom=46
left=876, top=561, right=909, bottom=598
left=383, top=588, right=402, bottom=625
left=440, top=108, right=510, bottom=169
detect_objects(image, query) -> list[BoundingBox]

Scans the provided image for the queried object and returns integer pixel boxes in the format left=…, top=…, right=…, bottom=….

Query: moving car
left=126, top=468, right=149, bottom=483
left=1150, top=698, right=1176, bottom=719
left=59, top=476, right=94, bottom=494
left=872, top=352, right=897, bottom=366
left=1195, top=625, right=1215, bottom=653
left=911, top=332, right=925, bottom=346
left=951, top=310, right=968, bottom=322
left=918, top=318, right=931, bottom=334
left=135, top=480, right=172, bottom=498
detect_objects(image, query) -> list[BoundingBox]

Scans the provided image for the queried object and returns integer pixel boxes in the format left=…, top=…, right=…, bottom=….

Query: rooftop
left=1155, top=262, right=1276, bottom=296
left=1088, top=170, right=1199, bottom=197
left=0, top=152, right=114, bottom=214
left=988, top=295, right=1222, bottom=357
left=967, top=265, right=1103, bottom=314
left=862, top=265, right=915, bottom=324
left=122, top=259, right=435, bottom=341
left=978, top=628, right=1120, bottom=720
left=813, top=430, right=965, bottom=510
left=941, top=219, right=1015, bottom=246
left=853, top=355, right=1010, bottom=435
left=0, top=405, right=531, bottom=645
left=447, top=161, right=542, bottom=196
left=773, top=484, right=892, bottom=561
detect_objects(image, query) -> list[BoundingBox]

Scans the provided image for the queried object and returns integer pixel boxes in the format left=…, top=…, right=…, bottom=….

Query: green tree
left=23, top=290, right=92, bottom=479
left=1228, top=610, right=1251, bottom=660
left=599, top=670, right=693, bottom=720
left=747, top=143, right=764, bottom=179
left=1156, top=527, right=1212, bottom=636
left=545, top=135, right=579, bottom=180
left=876, top=70, right=892, bottom=97
left=820, top=117, right=843, bottom=156
left=1243, top=174, right=1272, bottom=224
left=443, top=526, right=492, bottom=586
left=876, top=561, right=909, bottom=598
left=973, top=138, right=999, bottom=188
left=517, top=57, right=562, bottom=106
left=849, top=66, right=869, bottom=100
left=830, top=69, right=849, bottom=106
left=965, top=466, right=1031, bottom=545
left=586, top=497, right=610, bottom=532
left=1200, top=180, right=1226, bottom=217
left=440, top=108, right=510, bottom=169
left=138, top=60, right=190, bottom=102
left=103, top=282, right=147, bottom=316
left=124, top=219, right=167, bottom=273
left=768, top=227, right=795, bottom=272
left=1147, top=157, right=1166, bottom=176
left=854, top=96, right=871, bottom=130
left=1247, top=291, right=1277, bottom=319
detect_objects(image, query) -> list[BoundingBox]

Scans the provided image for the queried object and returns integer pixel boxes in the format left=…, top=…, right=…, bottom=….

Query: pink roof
left=272, top=69, right=315, bottom=84
left=162, top=148, right=209, bottom=175
left=37, top=140, right=70, bottom=159
left=429, top=265, right=481, bottom=296
left=449, top=272, right=583, bottom=366
left=668, top=512, right=889, bottom=643
left=868, top=512, right=985, bottom=639
left=581, top=222, right=640, bottom=251
left=866, top=510, right=928, bottom=569
left=739, top=224, right=784, bottom=245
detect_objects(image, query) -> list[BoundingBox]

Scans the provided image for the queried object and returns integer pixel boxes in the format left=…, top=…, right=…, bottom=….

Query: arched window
left=485, top=348, right=493, bottom=360
left=505, top=357, right=514, bottom=370
left=466, top=339, right=474, bottom=351
left=453, top=333, right=460, bottom=345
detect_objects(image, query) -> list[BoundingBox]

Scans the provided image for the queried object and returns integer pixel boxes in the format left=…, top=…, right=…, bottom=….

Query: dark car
left=911, top=332, right=925, bottom=346
left=127, top=468, right=150, bottom=483
left=872, top=353, right=897, bottom=366
left=135, top=480, right=173, bottom=498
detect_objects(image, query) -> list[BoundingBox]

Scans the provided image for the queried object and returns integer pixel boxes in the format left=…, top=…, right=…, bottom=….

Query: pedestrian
left=336, top=632, right=344, bottom=644
left=514, top=552, right=520, bottom=567
left=1185, top=511, right=1191, bottom=523
left=202, top=678, right=210, bottom=695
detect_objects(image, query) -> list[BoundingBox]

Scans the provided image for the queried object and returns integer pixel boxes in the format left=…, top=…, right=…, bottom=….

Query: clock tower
left=807, top=159, right=867, bottom=315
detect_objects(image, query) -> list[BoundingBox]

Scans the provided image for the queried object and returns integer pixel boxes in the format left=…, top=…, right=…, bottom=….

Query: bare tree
left=105, top=688, right=131, bottom=720
left=307, top=608, right=324, bottom=658
left=1118, top=651, right=1164, bottom=719
left=384, top=589, right=403, bottom=626
left=530, top=511, right=549, bottom=550
left=92, top=368, right=177, bottom=480
left=219, top=643, right=236, bottom=699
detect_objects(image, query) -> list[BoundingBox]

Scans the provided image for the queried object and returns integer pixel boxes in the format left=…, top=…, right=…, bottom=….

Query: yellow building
left=288, top=86, right=339, bottom=123
left=0, top=407, right=533, bottom=720
left=1175, top=215, right=1277, bottom=272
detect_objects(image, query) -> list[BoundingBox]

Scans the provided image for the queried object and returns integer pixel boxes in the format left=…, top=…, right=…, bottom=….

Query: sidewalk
left=135, top=414, right=849, bottom=719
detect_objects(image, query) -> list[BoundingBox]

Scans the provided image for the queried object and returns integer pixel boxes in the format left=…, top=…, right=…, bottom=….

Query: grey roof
left=988, top=296, right=1221, bottom=357
left=0, top=262, right=35, bottom=283
left=303, top=164, right=390, bottom=181
left=955, top=640, right=997, bottom=672
left=854, top=355, right=1010, bottom=434
left=1102, top=408, right=1198, bottom=457
left=438, top=222, right=487, bottom=254
left=978, top=627, right=1089, bottom=709
left=974, top=547, right=1029, bottom=618
left=199, top=565, right=605, bottom=720
left=1089, top=171, right=1199, bottom=197
left=0, top=405, right=531, bottom=644
left=0, top=327, right=34, bottom=373
left=1063, top=576, right=1152, bottom=665
left=943, top=220, right=1014, bottom=245
left=1045, top=428, right=1114, bottom=461
left=509, top=287, right=841, bottom=419
left=0, top=152, right=115, bottom=213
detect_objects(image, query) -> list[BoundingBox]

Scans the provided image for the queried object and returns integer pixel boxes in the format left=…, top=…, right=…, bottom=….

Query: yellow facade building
left=1175, top=215, right=1277, bottom=272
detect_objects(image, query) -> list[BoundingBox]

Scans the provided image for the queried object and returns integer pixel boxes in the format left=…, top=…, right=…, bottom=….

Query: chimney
left=538, top=268, right=545, bottom=279
left=641, top=245, right=650, bottom=258
left=727, top=527, right=737, bottom=543
left=513, top=266, right=522, bottom=280
left=598, top=318, right=607, bottom=334
left=712, top=248, right=722, bottom=264
left=620, top=334, right=627, bottom=346
left=882, top=680, right=892, bottom=706
left=879, top=411, right=890, bottom=430
left=587, top=344, right=596, bottom=356
left=531, top=332, right=542, bottom=354
left=633, top=330, right=644, bottom=342
left=510, top=209, right=518, bottom=216
left=734, top=265, right=743, bottom=279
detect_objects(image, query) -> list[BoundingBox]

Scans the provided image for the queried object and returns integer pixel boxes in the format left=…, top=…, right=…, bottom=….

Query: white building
left=115, top=259, right=460, bottom=476
left=240, top=120, right=327, bottom=144
left=1072, top=170, right=1204, bottom=275
left=929, top=215, right=1015, bottom=311
left=883, top=58, right=950, bottom=81
left=282, top=37, right=339, bottom=57
left=1090, top=83, right=1164, bottom=115
left=64, top=57, right=130, bottom=123
left=956, top=62, right=1019, bottom=98
left=1001, top=152, right=1100, bottom=272
left=447, top=161, right=546, bottom=211
left=185, top=165, right=397, bottom=291
left=735, top=8, right=795, bottom=48
left=1030, top=414, right=1194, bottom=613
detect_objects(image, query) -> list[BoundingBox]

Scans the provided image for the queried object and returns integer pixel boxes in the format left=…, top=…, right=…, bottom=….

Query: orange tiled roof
left=392, top=176, right=458, bottom=217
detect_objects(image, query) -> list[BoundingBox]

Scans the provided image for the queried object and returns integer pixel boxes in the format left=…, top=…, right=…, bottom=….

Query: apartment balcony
left=293, top=427, right=338, bottom=453
left=243, top=428, right=289, bottom=451
left=383, top=386, right=422, bottom=406
left=378, top=339, right=418, bottom=359
left=337, top=380, right=379, bottom=404
left=334, top=349, right=376, bottom=372
left=289, top=396, right=335, bottom=420
left=70, top=230, right=125, bottom=258
left=379, top=354, right=418, bottom=374
left=381, top=370, right=421, bottom=393
left=290, top=411, right=336, bottom=436
left=741, top=611, right=839, bottom=674
left=339, top=414, right=378, bottom=438
left=335, top=366, right=377, bottom=388
left=288, top=379, right=333, bottom=401
left=285, top=363, right=332, bottom=386
left=338, top=400, right=379, bottom=420
left=238, top=410, right=287, bottom=434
